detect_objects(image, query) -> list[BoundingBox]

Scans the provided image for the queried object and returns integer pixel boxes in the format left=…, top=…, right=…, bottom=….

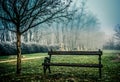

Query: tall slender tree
left=114, top=25, right=120, bottom=41
left=0, top=0, right=72, bottom=74
left=114, top=24, right=120, bottom=49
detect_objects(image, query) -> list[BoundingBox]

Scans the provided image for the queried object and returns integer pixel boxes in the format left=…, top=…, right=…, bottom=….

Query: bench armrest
left=44, top=57, right=50, bottom=64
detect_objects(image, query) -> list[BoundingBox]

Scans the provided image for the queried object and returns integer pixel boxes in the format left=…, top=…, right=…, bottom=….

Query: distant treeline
left=0, top=0, right=105, bottom=51
left=103, top=43, right=120, bottom=50
left=0, top=42, right=59, bottom=56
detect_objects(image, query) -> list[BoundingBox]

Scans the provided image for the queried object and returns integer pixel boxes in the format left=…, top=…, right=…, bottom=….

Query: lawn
left=0, top=50, right=120, bottom=82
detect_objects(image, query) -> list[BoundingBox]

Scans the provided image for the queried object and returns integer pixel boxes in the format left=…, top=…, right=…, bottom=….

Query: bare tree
left=114, top=24, right=120, bottom=49
left=114, top=24, right=120, bottom=41
left=0, top=0, right=72, bottom=74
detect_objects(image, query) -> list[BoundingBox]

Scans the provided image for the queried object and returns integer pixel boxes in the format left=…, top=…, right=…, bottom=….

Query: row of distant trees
left=103, top=24, right=120, bottom=50
left=0, top=0, right=105, bottom=51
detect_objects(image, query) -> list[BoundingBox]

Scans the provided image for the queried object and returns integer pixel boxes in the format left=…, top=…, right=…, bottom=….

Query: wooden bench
left=42, top=49, right=103, bottom=78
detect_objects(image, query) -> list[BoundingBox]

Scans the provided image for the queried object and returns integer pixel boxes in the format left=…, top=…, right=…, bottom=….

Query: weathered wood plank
left=42, top=63, right=103, bottom=68
left=48, top=51, right=102, bottom=55
left=43, top=49, right=103, bottom=78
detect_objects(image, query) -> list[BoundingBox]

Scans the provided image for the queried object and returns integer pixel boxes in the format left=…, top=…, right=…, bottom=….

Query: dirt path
left=0, top=56, right=45, bottom=63
left=112, top=54, right=120, bottom=62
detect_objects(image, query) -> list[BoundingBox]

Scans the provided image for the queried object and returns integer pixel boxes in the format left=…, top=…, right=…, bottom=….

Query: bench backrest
left=48, top=49, right=102, bottom=56
left=47, top=49, right=103, bottom=78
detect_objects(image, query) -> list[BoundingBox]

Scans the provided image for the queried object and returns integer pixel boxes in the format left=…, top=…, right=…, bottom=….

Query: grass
left=0, top=50, right=120, bottom=82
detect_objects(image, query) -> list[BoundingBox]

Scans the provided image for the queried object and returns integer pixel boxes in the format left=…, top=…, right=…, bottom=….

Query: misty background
left=87, top=0, right=120, bottom=35
left=0, top=0, right=120, bottom=55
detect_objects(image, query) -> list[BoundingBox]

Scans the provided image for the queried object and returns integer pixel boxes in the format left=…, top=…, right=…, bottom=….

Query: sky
left=85, top=0, right=120, bottom=36
left=0, top=0, right=120, bottom=36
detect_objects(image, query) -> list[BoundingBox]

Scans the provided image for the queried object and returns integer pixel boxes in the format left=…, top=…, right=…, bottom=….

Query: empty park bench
left=42, top=49, right=103, bottom=78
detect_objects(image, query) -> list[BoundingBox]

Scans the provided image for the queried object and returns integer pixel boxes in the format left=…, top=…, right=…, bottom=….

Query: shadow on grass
left=0, top=65, right=120, bottom=82
left=0, top=52, right=120, bottom=82
left=0, top=73, right=100, bottom=82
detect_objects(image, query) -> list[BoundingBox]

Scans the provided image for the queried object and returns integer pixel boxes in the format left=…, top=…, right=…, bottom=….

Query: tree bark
left=16, top=31, right=21, bottom=75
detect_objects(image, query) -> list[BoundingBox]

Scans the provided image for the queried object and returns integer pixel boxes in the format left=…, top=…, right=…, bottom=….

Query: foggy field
left=0, top=50, right=120, bottom=82
left=0, top=0, right=120, bottom=82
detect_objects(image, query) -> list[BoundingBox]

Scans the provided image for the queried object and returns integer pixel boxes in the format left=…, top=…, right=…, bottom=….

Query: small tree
left=0, top=0, right=72, bottom=74
left=114, top=24, right=120, bottom=49
left=114, top=25, right=120, bottom=41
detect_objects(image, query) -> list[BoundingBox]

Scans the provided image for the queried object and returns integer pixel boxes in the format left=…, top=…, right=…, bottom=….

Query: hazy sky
left=85, top=0, right=120, bottom=35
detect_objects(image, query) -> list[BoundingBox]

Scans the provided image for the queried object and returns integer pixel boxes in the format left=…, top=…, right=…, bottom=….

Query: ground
left=0, top=50, right=120, bottom=82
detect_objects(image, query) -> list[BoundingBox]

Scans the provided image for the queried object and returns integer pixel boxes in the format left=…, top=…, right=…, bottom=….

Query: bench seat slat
left=42, top=63, right=103, bottom=68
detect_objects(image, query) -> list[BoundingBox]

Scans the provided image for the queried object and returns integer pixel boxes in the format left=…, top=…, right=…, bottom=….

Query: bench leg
left=43, top=65, right=47, bottom=74
left=99, top=67, right=101, bottom=78
left=48, top=66, right=51, bottom=73
left=43, top=65, right=51, bottom=74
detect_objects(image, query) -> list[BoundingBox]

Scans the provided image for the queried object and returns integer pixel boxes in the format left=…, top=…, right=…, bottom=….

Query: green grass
left=0, top=50, right=120, bottom=82
left=103, top=50, right=120, bottom=53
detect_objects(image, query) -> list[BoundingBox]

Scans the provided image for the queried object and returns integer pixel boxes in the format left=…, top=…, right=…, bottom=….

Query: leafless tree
left=114, top=24, right=120, bottom=48
left=114, top=25, right=120, bottom=41
left=0, top=0, right=72, bottom=74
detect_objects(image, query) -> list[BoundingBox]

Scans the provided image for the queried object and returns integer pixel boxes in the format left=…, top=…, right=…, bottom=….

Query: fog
left=0, top=0, right=119, bottom=54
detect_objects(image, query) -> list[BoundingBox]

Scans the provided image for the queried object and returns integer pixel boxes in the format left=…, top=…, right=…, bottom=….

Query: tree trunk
left=16, top=32, right=21, bottom=75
